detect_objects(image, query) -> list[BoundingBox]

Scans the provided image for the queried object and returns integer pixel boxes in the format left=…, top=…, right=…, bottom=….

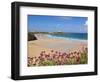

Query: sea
left=47, top=33, right=87, bottom=41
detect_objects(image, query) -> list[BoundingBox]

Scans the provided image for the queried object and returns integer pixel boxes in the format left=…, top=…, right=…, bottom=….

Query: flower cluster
left=28, top=47, right=88, bottom=66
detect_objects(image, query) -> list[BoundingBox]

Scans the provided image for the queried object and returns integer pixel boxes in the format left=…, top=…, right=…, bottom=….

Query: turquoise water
left=47, top=33, right=87, bottom=40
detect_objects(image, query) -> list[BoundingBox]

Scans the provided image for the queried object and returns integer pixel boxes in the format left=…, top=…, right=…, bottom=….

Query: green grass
left=80, top=52, right=88, bottom=64
left=40, top=60, right=56, bottom=66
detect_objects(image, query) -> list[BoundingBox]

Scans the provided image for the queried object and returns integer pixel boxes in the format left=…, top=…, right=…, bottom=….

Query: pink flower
left=74, top=51, right=77, bottom=54
left=35, top=59, right=38, bottom=62
left=41, top=51, right=44, bottom=53
left=77, top=52, right=79, bottom=55
left=51, top=50, right=54, bottom=52
left=45, top=54, right=49, bottom=58
left=38, top=56, right=41, bottom=59
left=63, top=52, right=67, bottom=56
left=43, top=51, right=45, bottom=53
left=40, top=53, right=43, bottom=56
left=59, top=52, right=61, bottom=55
left=55, top=51, right=58, bottom=54
left=76, top=56, right=80, bottom=62
left=53, top=55, right=55, bottom=58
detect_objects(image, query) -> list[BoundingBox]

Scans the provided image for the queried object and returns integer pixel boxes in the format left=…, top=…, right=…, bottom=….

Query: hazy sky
left=28, top=15, right=88, bottom=33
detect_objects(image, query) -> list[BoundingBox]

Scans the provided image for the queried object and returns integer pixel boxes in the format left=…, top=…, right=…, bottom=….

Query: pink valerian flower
left=28, top=47, right=87, bottom=66
left=77, top=52, right=79, bottom=55
left=40, top=57, right=45, bottom=61
left=51, top=50, right=54, bottom=52
left=55, top=51, right=58, bottom=54
left=35, top=59, right=38, bottom=62
left=41, top=51, right=44, bottom=53
left=40, top=53, right=43, bottom=56
left=48, top=53, right=50, bottom=56
left=74, top=51, right=77, bottom=54
left=76, top=56, right=80, bottom=62
left=66, top=54, right=70, bottom=58
left=59, top=52, right=61, bottom=55
left=62, top=52, right=67, bottom=56
left=38, top=56, right=42, bottom=59
left=40, top=51, right=45, bottom=54
left=53, top=55, right=56, bottom=58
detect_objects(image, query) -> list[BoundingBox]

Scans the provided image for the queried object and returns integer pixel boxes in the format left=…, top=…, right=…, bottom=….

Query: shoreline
left=47, top=34, right=87, bottom=42
left=34, top=34, right=87, bottom=42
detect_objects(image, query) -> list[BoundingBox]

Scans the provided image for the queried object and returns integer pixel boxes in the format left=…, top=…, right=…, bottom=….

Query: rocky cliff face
left=28, top=33, right=37, bottom=41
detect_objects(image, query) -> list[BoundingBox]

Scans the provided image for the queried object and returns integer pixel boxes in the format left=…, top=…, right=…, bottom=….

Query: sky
left=28, top=15, right=88, bottom=33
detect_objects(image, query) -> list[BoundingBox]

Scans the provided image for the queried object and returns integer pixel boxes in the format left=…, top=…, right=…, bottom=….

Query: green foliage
left=40, top=60, right=56, bottom=66
left=67, top=58, right=77, bottom=65
left=80, top=52, right=88, bottom=64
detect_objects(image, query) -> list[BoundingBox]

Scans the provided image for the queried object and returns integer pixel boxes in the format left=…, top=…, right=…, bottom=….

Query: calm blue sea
left=47, top=33, right=87, bottom=40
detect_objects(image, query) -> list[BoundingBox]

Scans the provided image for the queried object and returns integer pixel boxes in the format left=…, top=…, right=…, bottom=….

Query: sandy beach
left=28, top=34, right=87, bottom=57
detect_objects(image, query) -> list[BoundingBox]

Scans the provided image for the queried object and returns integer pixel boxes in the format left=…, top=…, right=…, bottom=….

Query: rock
left=28, top=33, right=37, bottom=41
